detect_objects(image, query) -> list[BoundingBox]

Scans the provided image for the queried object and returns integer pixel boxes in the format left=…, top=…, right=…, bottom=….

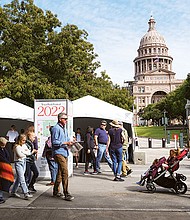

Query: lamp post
left=161, top=109, right=167, bottom=148
left=163, top=109, right=167, bottom=139
left=185, top=99, right=190, bottom=147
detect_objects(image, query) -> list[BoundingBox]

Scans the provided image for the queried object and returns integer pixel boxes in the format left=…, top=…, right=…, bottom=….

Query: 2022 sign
left=37, top=105, right=65, bottom=117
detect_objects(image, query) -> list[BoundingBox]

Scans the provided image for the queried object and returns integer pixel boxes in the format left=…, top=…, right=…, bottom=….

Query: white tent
left=0, top=97, right=34, bottom=122
left=73, top=95, right=133, bottom=124
left=0, top=98, right=34, bottom=137
left=73, top=95, right=134, bottom=163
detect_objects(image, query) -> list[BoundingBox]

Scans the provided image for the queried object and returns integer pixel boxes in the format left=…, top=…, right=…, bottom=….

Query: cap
left=101, top=120, right=107, bottom=126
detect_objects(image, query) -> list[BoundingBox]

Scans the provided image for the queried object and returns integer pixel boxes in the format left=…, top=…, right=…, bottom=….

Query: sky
left=1, top=0, right=190, bottom=86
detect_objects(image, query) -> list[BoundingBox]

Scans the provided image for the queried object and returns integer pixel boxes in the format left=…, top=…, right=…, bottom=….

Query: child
left=136, top=148, right=181, bottom=186
left=162, top=148, right=180, bottom=170
left=10, top=134, right=37, bottom=200
left=136, top=158, right=159, bottom=185
left=0, top=137, right=14, bottom=204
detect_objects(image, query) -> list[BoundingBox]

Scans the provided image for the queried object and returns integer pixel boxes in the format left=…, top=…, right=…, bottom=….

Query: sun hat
left=109, top=119, right=120, bottom=128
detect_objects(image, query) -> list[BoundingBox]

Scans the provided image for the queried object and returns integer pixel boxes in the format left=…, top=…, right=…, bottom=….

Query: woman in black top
left=84, top=126, right=97, bottom=175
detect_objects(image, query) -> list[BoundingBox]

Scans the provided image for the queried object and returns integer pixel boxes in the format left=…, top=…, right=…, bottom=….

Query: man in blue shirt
left=94, top=120, right=113, bottom=174
left=51, top=113, right=74, bottom=201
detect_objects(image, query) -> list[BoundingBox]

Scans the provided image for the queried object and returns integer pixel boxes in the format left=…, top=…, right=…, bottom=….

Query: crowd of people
left=0, top=115, right=133, bottom=204
left=83, top=119, right=132, bottom=181
left=1, top=116, right=185, bottom=205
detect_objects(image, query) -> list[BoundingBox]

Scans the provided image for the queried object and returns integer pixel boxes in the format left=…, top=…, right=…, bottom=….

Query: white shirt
left=14, top=144, right=31, bottom=162
left=76, top=133, right=81, bottom=142
left=6, top=130, right=19, bottom=143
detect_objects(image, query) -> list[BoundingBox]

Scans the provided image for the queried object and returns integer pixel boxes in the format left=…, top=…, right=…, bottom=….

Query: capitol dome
left=140, top=16, right=166, bottom=47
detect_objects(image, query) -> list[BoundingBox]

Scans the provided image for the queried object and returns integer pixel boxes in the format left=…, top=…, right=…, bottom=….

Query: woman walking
left=10, top=134, right=37, bottom=200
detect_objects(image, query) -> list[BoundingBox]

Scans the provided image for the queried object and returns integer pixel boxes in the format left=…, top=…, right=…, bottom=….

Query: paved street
left=1, top=139, right=190, bottom=220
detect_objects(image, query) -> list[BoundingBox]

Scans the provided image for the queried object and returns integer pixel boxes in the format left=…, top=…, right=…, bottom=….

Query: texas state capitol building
left=125, top=16, right=184, bottom=126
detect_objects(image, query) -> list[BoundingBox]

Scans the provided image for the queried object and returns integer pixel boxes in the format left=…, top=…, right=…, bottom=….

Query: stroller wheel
left=146, top=182, right=156, bottom=193
left=180, top=175, right=187, bottom=181
left=174, top=182, right=187, bottom=194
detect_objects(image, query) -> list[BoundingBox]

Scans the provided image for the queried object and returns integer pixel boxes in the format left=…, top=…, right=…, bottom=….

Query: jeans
left=110, top=147, right=123, bottom=177
left=11, top=159, right=29, bottom=194
left=53, top=154, right=69, bottom=197
left=46, top=157, right=58, bottom=183
left=25, top=161, right=39, bottom=188
left=96, top=144, right=113, bottom=172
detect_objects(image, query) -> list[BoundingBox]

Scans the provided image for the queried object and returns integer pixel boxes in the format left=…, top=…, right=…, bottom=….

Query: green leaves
left=0, top=0, right=133, bottom=111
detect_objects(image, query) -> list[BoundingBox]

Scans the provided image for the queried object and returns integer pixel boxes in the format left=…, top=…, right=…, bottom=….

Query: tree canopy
left=0, top=0, right=134, bottom=110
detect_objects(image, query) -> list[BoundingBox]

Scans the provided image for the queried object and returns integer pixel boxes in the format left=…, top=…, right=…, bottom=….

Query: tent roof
left=0, top=98, right=34, bottom=122
left=73, top=95, right=133, bottom=124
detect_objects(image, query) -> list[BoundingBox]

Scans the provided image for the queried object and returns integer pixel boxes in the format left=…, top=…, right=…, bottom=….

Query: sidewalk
left=1, top=139, right=190, bottom=220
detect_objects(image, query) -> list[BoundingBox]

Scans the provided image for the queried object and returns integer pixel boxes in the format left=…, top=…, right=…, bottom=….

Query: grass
left=134, top=126, right=186, bottom=140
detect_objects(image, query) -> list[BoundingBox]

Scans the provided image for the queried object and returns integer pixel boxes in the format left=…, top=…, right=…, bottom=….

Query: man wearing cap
left=51, top=112, right=74, bottom=201
left=108, top=119, right=125, bottom=181
left=94, top=120, right=113, bottom=174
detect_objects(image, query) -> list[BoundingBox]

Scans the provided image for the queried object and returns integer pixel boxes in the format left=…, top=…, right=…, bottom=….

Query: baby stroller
left=139, top=148, right=189, bottom=194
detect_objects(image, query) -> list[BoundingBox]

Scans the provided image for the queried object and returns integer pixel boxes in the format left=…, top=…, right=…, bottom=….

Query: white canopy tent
left=0, top=98, right=34, bottom=136
left=73, top=95, right=134, bottom=163
left=73, top=95, right=133, bottom=124
left=0, top=97, right=34, bottom=122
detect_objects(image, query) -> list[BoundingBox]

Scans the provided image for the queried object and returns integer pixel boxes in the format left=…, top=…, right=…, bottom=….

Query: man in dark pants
left=25, top=132, right=39, bottom=192
left=51, top=113, right=74, bottom=201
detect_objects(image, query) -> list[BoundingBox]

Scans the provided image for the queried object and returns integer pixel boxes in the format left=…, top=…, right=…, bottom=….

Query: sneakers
left=64, top=194, right=74, bottom=201
left=0, top=198, right=5, bottom=204
left=136, top=179, right=145, bottom=186
left=113, top=176, right=125, bottom=182
left=53, top=193, right=64, bottom=197
left=91, top=171, right=98, bottom=175
left=10, top=192, right=21, bottom=198
left=28, top=186, right=37, bottom=193
left=120, top=174, right=127, bottom=177
left=136, top=181, right=142, bottom=185
left=83, top=171, right=90, bottom=175
left=127, top=169, right=133, bottom=176
left=24, top=193, right=33, bottom=200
